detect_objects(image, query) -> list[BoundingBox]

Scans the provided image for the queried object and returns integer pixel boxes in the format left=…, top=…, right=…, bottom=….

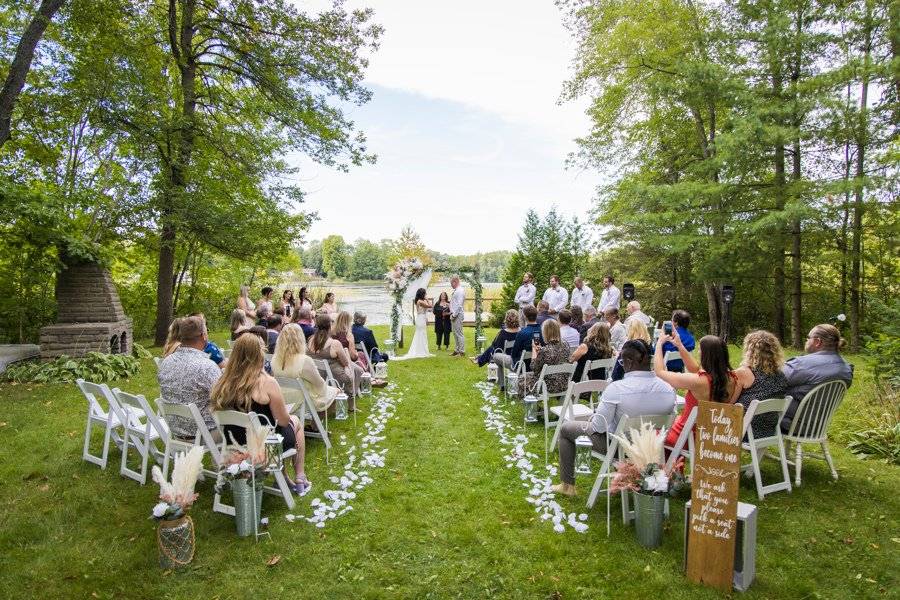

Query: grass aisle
left=0, top=325, right=898, bottom=598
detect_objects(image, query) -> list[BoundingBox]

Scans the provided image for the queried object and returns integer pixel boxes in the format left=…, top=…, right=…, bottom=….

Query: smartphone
left=663, top=321, right=673, bottom=335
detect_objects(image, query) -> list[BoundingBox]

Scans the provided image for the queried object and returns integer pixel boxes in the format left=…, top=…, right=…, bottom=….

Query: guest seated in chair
left=536, top=300, right=552, bottom=326
left=519, top=319, right=571, bottom=399
left=734, top=330, right=788, bottom=439
left=472, top=309, right=519, bottom=367
left=291, top=307, right=316, bottom=340
left=780, top=323, right=853, bottom=433
left=308, top=314, right=363, bottom=410
left=230, top=309, right=251, bottom=341
left=610, top=318, right=654, bottom=381
left=191, top=312, right=225, bottom=367
left=333, top=311, right=368, bottom=372
left=604, top=307, right=627, bottom=352
left=211, top=334, right=310, bottom=496
left=571, top=322, right=613, bottom=383
left=351, top=311, right=389, bottom=364
left=271, top=324, right=338, bottom=423
left=265, top=314, right=283, bottom=355
left=552, top=339, right=675, bottom=497
left=510, top=305, right=543, bottom=376
left=558, top=309, right=581, bottom=349
left=578, top=306, right=600, bottom=342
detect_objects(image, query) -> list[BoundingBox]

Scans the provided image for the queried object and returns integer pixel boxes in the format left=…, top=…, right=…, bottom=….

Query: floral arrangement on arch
left=610, top=421, right=689, bottom=497
left=214, top=422, right=271, bottom=492
left=150, top=446, right=204, bottom=521
left=384, top=258, right=426, bottom=342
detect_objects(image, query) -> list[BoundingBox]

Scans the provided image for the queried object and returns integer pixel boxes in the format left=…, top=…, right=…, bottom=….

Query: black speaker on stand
left=623, top=283, right=635, bottom=301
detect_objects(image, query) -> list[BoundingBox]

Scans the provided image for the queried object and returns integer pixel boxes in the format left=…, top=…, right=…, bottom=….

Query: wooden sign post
left=686, top=400, right=744, bottom=592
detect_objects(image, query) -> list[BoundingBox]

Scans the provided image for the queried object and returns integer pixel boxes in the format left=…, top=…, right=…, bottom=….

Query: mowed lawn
left=0, top=325, right=897, bottom=599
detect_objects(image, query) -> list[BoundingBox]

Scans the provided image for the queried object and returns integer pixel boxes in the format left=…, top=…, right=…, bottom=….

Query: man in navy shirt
left=662, top=309, right=695, bottom=372
left=511, top=305, right=543, bottom=370
left=352, top=311, right=388, bottom=363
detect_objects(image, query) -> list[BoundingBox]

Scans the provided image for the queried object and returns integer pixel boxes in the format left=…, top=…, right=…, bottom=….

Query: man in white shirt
left=623, top=300, right=652, bottom=327
left=597, top=275, right=621, bottom=313
left=542, top=275, right=568, bottom=315
left=605, top=307, right=627, bottom=351
left=558, top=309, right=581, bottom=349
left=570, top=277, right=594, bottom=311
left=513, top=272, right=537, bottom=326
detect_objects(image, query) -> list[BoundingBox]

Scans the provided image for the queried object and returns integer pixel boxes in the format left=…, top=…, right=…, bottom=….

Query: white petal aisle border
left=475, top=382, right=589, bottom=534
left=285, top=383, right=404, bottom=528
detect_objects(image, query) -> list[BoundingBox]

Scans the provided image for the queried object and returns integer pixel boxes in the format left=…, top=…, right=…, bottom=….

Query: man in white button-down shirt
left=597, top=275, right=621, bottom=313
left=570, top=277, right=594, bottom=311
left=514, top=272, right=537, bottom=326
left=542, top=275, right=568, bottom=315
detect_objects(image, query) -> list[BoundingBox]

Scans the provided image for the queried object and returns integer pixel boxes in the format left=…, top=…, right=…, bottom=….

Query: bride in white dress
left=393, top=288, right=434, bottom=360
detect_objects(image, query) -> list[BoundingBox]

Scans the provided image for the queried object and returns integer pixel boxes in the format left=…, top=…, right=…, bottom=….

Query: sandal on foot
left=291, top=479, right=312, bottom=496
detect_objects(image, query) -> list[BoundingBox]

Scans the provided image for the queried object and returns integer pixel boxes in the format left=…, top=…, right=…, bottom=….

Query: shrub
left=847, top=381, right=900, bottom=465
left=131, top=342, right=153, bottom=360
left=4, top=352, right=141, bottom=384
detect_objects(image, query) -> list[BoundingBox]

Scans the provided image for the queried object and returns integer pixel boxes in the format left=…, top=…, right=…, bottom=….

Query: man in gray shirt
left=781, top=323, right=853, bottom=432
left=552, top=339, right=675, bottom=496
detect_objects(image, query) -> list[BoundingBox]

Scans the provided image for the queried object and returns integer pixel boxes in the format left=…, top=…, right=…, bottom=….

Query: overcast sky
left=294, top=1, right=601, bottom=255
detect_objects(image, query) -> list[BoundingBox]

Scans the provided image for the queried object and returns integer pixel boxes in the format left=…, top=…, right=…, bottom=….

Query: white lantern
left=374, top=362, right=388, bottom=379
left=475, top=335, right=486, bottom=354
left=523, top=394, right=539, bottom=423
left=264, top=434, right=284, bottom=472
left=360, top=372, right=372, bottom=395
left=506, top=372, right=519, bottom=397
left=575, top=435, right=593, bottom=474
left=487, top=362, right=499, bottom=383
left=384, top=339, right=395, bottom=358
left=335, top=393, right=349, bottom=421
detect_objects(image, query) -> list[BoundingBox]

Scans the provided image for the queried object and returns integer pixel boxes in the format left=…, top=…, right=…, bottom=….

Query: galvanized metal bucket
left=633, top=492, right=666, bottom=548
left=232, top=478, right=264, bottom=537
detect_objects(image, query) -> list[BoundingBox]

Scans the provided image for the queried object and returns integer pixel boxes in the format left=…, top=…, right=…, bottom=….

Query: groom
left=449, top=276, right=466, bottom=356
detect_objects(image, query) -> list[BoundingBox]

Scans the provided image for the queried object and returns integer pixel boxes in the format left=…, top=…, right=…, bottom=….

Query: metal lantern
left=523, top=394, right=539, bottom=423
left=574, top=435, right=593, bottom=474
left=487, top=362, right=499, bottom=383
left=360, top=372, right=372, bottom=395
left=506, top=372, right=519, bottom=397
left=264, top=434, right=284, bottom=472
left=374, top=361, right=388, bottom=379
left=475, top=335, right=486, bottom=354
left=384, top=339, right=395, bottom=358
left=335, top=392, right=349, bottom=421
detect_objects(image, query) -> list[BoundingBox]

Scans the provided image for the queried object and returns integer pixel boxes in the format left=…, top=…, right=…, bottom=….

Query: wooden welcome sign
left=686, top=400, right=744, bottom=592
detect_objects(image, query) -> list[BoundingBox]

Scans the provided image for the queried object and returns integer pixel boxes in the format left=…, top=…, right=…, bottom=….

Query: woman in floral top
left=519, top=319, right=572, bottom=399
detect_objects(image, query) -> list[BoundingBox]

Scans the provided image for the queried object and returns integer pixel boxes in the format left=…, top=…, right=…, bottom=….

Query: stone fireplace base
left=39, top=319, right=133, bottom=359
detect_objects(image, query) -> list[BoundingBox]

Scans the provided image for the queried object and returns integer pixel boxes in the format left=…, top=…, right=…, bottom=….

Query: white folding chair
left=579, top=357, right=616, bottom=383
left=214, top=410, right=296, bottom=511
left=507, top=350, right=532, bottom=399
left=188, top=403, right=236, bottom=516
left=153, top=356, right=161, bottom=369
left=275, top=376, right=332, bottom=464
left=76, top=379, right=125, bottom=469
left=527, top=362, right=577, bottom=464
left=155, top=399, right=211, bottom=481
left=492, top=340, right=515, bottom=389
left=741, top=397, right=792, bottom=499
left=663, top=406, right=697, bottom=479
left=112, top=389, right=165, bottom=484
left=783, top=380, right=847, bottom=486
left=355, top=341, right=376, bottom=376
left=549, top=379, right=609, bottom=452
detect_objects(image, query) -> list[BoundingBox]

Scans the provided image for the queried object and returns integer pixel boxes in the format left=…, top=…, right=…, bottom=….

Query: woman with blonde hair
left=734, top=330, right=787, bottom=438
left=272, top=324, right=338, bottom=417
left=609, top=319, right=654, bottom=381
left=229, top=309, right=251, bottom=341
left=237, top=285, right=256, bottom=323
left=520, top=318, right=572, bottom=399
left=332, top=310, right=368, bottom=372
left=211, top=334, right=310, bottom=495
left=162, top=318, right=183, bottom=357
left=570, top=321, right=614, bottom=382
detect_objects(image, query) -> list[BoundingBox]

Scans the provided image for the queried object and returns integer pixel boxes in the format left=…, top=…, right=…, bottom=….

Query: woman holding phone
left=661, top=310, right=695, bottom=371
left=433, top=292, right=452, bottom=350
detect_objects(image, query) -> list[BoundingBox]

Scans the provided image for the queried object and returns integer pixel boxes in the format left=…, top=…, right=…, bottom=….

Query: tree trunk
left=155, top=217, right=177, bottom=345
left=772, top=61, right=787, bottom=343
left=0, top=0, right=66, bottom=147
left=788, top=7, right=804, bottom=349
left=705, top=282, right=723, bottom=337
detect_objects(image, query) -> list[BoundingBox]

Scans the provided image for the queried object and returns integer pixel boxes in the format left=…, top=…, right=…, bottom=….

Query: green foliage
left=847, top=380, right=900, bottom=465
left=321, top=235, right=349, bottom=278
left=348, top=239, right=388, bottom=281
left=388, top=226, right=430, bottom=265
left=4, top=352, right=140, bottom=384
left=131, top=342, right=152, bottom=360
left=865, top=299, right=900, bottom=384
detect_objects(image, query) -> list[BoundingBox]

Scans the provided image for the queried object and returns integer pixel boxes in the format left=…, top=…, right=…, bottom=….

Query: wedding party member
left=552, top=339, right=675, bottom=496
left=733, top=330, right=788, bottom=439
left=473, top=309, right=519, bottom=366
left=279, top=289, right=295, bottom=319
left=157, top=316, right=222, bottom=441
left=291, top=308, right=316, bottom=339
left=511, top=305, right=543, bottom=373
left=450, top=276, right=466, bottom=356
left=542, top=275, right=568, bottom=316
left=333, top=310, right=368, bottom=372
left=308, top=314, right=363, bottom=408
left=272, top=324, right=338, bottom=418
left=570, top=277, right=594, bottom=311
left=297, top=287, right=313, bottom=312
left=230, top=309, right=251, bottom=341
left=662, top=310, right=696, bottom=372
left=433, top=292, right=452, bottom=350
left=623, top=300, right=652, bottom=327
left=579, top=306, right=600, bottom=341
left=265, top=314, right=283, bottom=354
left=656, top=329, right=743, bottom=448
left=610, top=318, right=654, bottom=381
left=558, top=309, right=581, bottom=349
left=605, top=307, right=627, bottom=351
left=352, top=311, right=389, bottom=364
left=519, top=319, right=572, bottom=399
left=571, top=322, right=614, bottom=382
left=318, top=292, right=338, bottom=320
left=211, top=334, right=310, bottom=496
left=257, top=286, right=275, bottom=316
left=514, top=272, right=537, bottom=325
left=536, top=300, right=552, bottom=326
left=780, top=324, right=853, bottom=432
left=237, top=285, right=256, bottom=323
left=597, top=275, right=620, bottom=313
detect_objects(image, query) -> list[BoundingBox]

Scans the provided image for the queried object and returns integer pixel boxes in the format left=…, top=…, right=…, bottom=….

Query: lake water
left=294, top=282, right=502, bottom=325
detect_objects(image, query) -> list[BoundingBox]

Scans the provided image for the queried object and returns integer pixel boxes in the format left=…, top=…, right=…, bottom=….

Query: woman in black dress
left=433, top=291, right=451, bottom=350
left=735, top=330, right=788, bottom=439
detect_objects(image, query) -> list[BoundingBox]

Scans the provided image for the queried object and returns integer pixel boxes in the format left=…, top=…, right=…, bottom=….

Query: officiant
left=433, top=291, right=451, bottom=350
